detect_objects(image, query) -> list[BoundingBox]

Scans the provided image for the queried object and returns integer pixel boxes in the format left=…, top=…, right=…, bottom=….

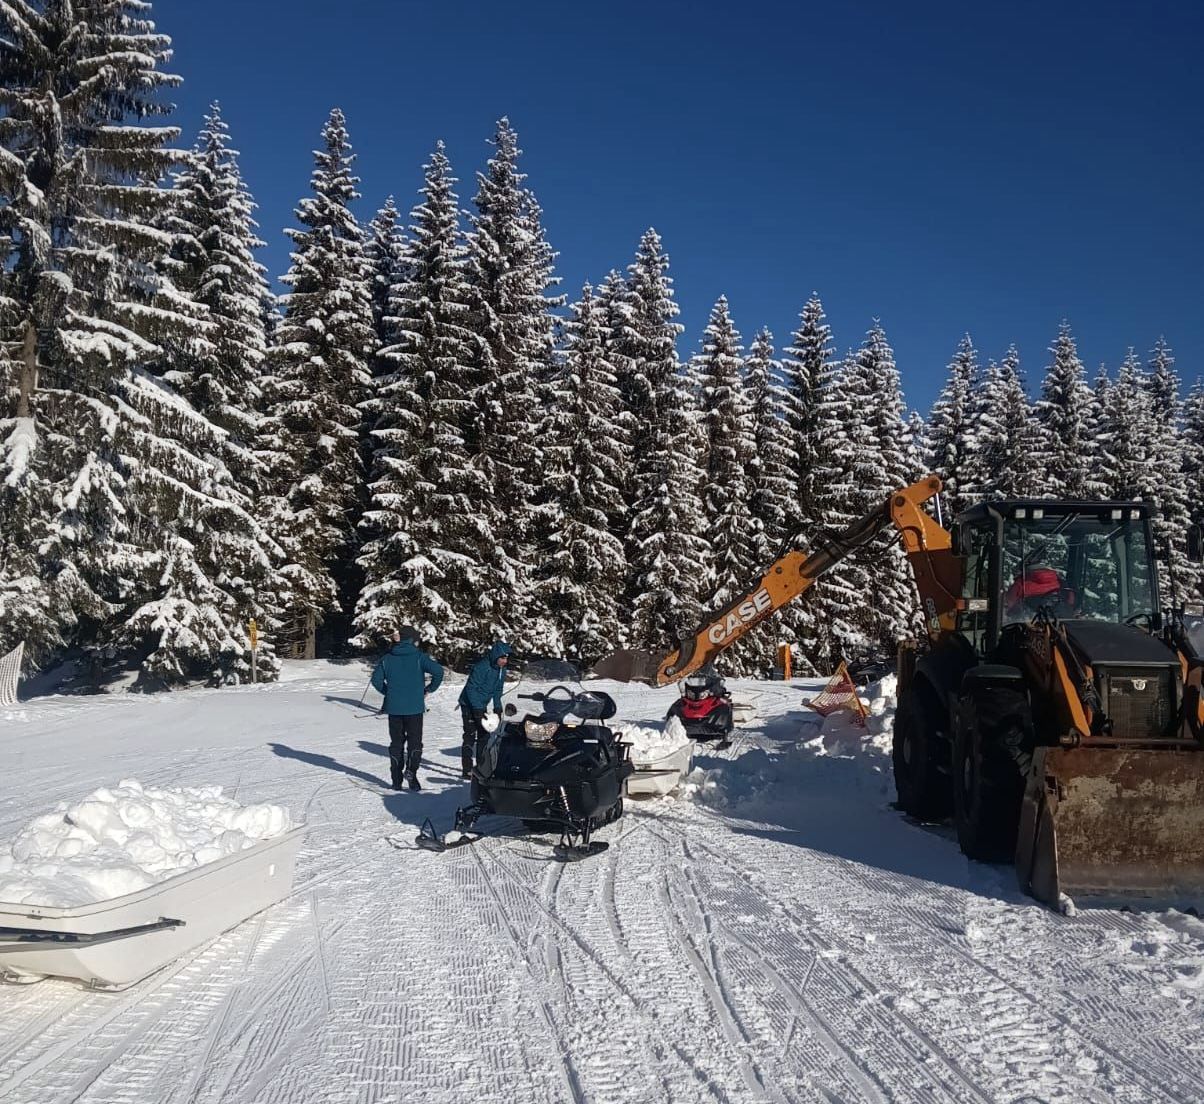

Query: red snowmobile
left=666, top=671, right=734, bottom=747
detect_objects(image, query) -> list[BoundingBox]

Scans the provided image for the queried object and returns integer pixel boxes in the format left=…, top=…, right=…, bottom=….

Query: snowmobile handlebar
left=653, top=475, right=962, bottom=685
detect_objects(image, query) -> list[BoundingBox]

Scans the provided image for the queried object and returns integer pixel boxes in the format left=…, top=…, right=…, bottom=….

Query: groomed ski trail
left=3, top=665, right=1204, bottom=1103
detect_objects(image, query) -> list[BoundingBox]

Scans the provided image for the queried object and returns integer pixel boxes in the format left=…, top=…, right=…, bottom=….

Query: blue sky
left=160, top=0, right=1203, bottom=411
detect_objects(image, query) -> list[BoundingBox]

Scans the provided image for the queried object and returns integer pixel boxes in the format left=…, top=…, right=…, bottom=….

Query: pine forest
left=1, top=2, right=1199, bottom=688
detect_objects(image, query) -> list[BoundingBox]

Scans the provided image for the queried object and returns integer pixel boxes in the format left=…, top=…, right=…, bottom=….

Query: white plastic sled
left=626, top=742, right=694, bottom=797
left=0, top=826, right=306, bottom=989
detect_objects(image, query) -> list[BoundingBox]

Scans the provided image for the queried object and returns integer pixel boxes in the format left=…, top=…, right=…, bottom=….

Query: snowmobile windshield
left=1000, top=508, right=1158, bottom=625
left=522, top=657, right=582, bottom=681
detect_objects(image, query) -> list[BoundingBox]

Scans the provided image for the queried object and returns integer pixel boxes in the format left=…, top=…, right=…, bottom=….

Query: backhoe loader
left=596, top=475, right=1204, bottom=910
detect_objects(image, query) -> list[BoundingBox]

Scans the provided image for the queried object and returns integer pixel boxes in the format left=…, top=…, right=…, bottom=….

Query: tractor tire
left=953, top=688, right=1028, bottom=862
left=892, top=688, right=951, bottom=821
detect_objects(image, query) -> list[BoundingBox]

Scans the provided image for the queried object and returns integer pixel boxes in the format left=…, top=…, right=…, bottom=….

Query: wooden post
left=249, top=618, right=258, bottom=684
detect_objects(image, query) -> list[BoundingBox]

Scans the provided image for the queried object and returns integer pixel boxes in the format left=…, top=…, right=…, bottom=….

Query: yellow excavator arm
left=653, top=475, right=962, bottom=685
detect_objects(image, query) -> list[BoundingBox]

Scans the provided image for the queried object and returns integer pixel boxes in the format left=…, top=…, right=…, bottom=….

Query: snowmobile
left=666, top=670, right=734, bottom=746
left=415, top=685, right=634, bottom=861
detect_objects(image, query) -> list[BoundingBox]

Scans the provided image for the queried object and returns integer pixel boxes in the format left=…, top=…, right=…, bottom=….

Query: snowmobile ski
left=414, top=817, right=479, bottom=853
left=551, top=840, right=609, bottom=862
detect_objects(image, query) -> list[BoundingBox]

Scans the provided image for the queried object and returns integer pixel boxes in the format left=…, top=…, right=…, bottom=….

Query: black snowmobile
left=666, top=670, right=734, bottom=745
left=416, top=685, right=634, bottom=861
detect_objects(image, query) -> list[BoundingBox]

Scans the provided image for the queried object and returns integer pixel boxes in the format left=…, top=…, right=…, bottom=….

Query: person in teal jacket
left=371, top=626, right=444, bottom=791
left=457, top=641, right=511, bottom=778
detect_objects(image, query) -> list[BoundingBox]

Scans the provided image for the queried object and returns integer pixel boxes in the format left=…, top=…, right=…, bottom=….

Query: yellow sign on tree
left=249, top=619, right=258, bottom=650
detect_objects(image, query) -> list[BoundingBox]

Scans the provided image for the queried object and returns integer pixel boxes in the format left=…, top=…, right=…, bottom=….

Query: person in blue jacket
left=371, top=625, right=444, bottom=791
left=457, top=641, right=511, bottom=778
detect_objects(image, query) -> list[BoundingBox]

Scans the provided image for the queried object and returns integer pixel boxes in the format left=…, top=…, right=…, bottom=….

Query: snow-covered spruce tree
left=263, top=109, right=375, bottom=656
left=960, top=347, right=1040, bottom=500
left=1182, top=382, right=1204, bottom=594
left=595, top=268, right=636, bottom=507
left=165, top=105, right=273, bottom=485
left=691, top=297, right=761, bottom=673
left=740, top=328, right=796, bottom=672
left=744, top=329, right=795, bottom=565
left=463, top=119, right=561, bottom=647
left=1097, top=352, right=1155, bottom=502
left=927, top=334, right=980, bottom=516
left=854, top=323, right=925, bottom=647
left=364, top=197, right=409, bottom=348
left=528, top=284, right=628, bottom=661
left=804, top=350, right=878, bottom=671
left=354, top=143, right=486, bottom=658
left=781, top=296, right=836, bottom=533
left=617, top=230, right=709, bottom=653
left=1034, top=323, right=1103, bottom=499
left=0, top=1, right=277, bottom=684
left=778, top=296, right=839, bottom=667
left=1144, top=339, right=1197, bottom=599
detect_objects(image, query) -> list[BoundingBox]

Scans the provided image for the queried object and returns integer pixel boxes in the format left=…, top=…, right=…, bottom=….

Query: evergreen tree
left=463, top=119, right=561, bottom=646
left=1181, top=382, right=1204, bottom=591
left=778, top=296, right=838, bottom=667
left=962, top=348, right=1039, bottom=500
left=692, top=297, right=759, bottom=672
left=618, top=230, right=708, bottom=652
left=928, top=335, right=979, bottom=515
left=528, top=284, right=627, bottom=661
left=781, top=296, right=835, bottom=532
left=744, top=329, right=795, bottom=565
left=263, top=109, right=375, bottom=655
left=853, top=323, right=924, bottom=647
left=805, top=350, right=878, bottom=671
left=166, top=105, right=273, bottom=479
left=1097, top=352, right=1154, bottom=501
left=741, top=328, right=795, bottom=673
left=1034, top=323, right=1102, bottom=499
left=354, top=143, right=485, bottom=657
left=0, top=0, right=273, bottom=684
left=364, top=197, right=409, bottom=348
left=1144, top=339, right=1196, bottom=598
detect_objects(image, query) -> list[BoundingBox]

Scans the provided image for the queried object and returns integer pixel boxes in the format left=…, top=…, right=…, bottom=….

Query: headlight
left=524, top=720, right=559, bottom=743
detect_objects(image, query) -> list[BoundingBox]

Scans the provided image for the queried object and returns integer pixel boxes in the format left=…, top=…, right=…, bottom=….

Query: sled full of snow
left=626, top=743, right=694, bottom=797
left=0, top=827, right=305, bottom=989
left=1016, top=746, right=1204, bottom=912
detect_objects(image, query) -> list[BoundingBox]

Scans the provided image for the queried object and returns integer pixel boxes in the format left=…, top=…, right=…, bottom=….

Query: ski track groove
left=673, top=817, right=1202, bottom=1104
left=648, top=820, right=993, bottom=1104
left=466, top=841, right=588, bottom=1104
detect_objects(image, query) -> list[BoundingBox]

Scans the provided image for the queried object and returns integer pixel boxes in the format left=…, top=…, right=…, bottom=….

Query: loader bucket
left=589, top=649, right=661, bottom=683
left=1016, top=745, right=1204, bottom=911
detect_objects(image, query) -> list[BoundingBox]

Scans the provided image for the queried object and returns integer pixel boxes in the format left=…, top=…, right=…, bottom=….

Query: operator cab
left=954, top=500, right=1160, bottom=655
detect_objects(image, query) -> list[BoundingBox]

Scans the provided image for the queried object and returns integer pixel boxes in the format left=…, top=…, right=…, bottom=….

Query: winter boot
left=406, top=774, right=422, bottom=793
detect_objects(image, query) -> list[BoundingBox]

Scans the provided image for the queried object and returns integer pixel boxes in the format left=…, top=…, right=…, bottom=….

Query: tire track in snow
left=670, top=818, right=1190, bottom=1104
left=466, top=843, right=588, bottom=1104
left=649, top=819, right=997, bottom=1104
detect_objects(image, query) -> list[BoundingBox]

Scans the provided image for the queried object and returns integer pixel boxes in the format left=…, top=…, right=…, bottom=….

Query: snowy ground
left=3, top=663, right=1204, bottom=1104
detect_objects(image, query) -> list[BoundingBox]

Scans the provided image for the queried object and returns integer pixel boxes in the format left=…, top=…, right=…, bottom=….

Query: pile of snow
left=617, top=716, right=691, bottom=763
left=811, top=674, right=898, bottom=756
left=688, top=676, right=900, bottom=811
left=0, top=779, right=293, bottom=907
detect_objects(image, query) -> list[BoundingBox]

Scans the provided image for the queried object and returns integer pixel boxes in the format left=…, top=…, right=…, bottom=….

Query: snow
left=3, top=662, right=1204, bottom=1103
left=618, top=715, right=690, bottom=762
left=0, top=779, right=292, bottom=907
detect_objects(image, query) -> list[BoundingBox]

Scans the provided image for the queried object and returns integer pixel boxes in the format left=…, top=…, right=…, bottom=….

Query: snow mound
left=618, top=716, right=690, bottom=763
left=688, top=676, right=900, bottom=810
left=0, top=779, right=294, bottom=907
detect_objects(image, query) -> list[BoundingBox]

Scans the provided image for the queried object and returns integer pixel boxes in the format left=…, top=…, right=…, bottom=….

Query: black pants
left=460, top=703, right=487, bottom=776
left=388, top=713, right=423, bottom=786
